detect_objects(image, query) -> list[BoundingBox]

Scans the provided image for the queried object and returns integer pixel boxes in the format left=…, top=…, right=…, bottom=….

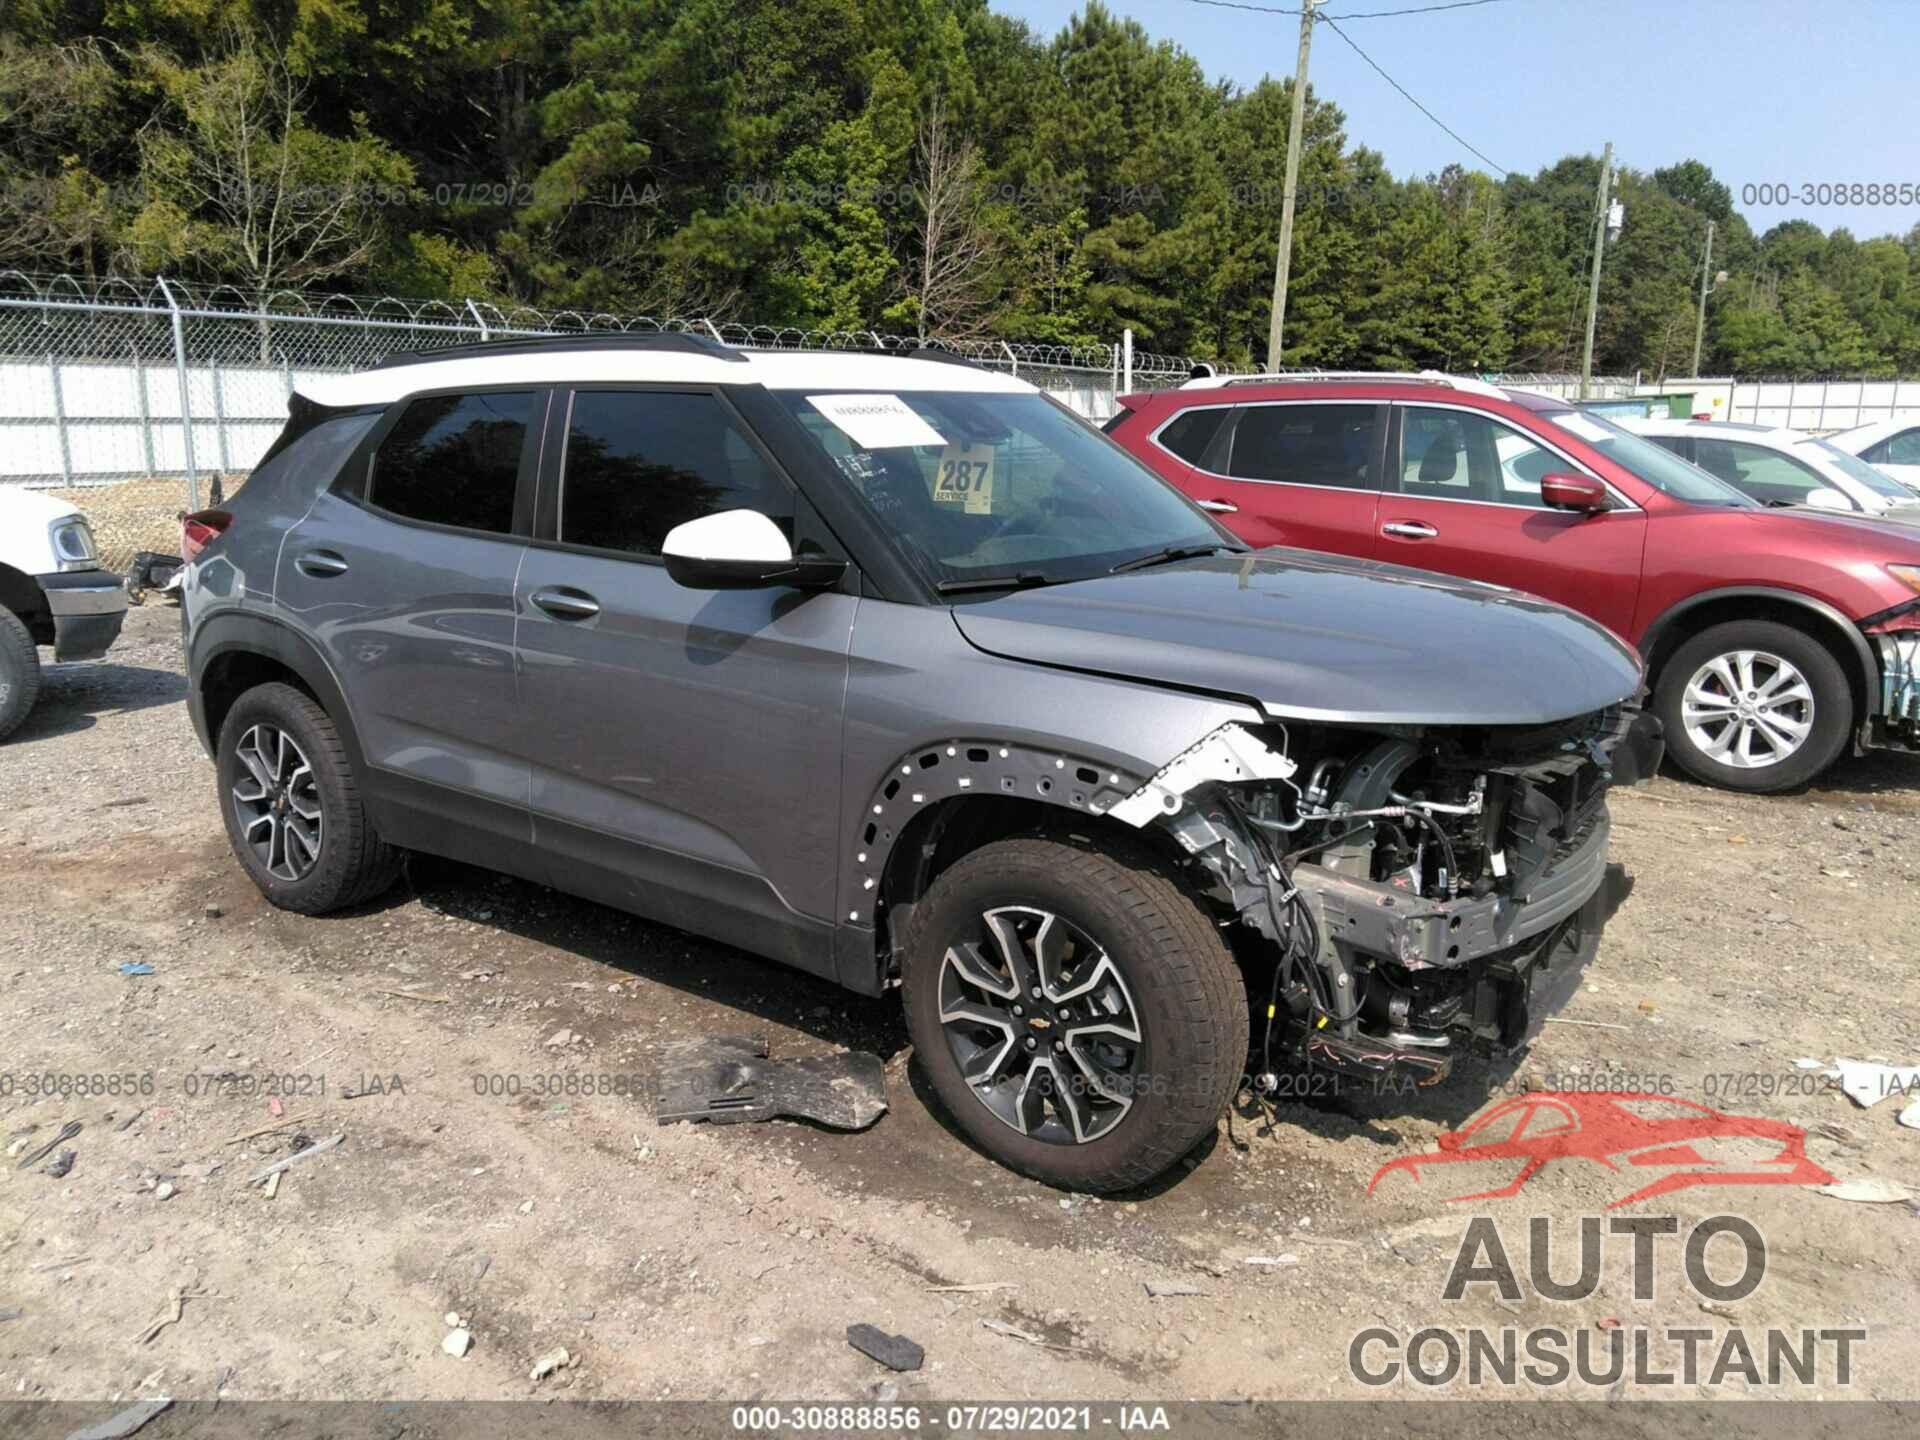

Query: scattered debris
left=546, top=1029, right=575, bottom=1048
left=1699, top=1300, right=1739, bottom=1321
left=16, top=1120, right=82, bottom=1171
left=204, top=903, right=223, bottom=919
left=263, top=1172, right=281, bottom=1201
left=443, top=1329, right=473, bottom=1358
left=153, top=1182, right=176, bottom=1202
left=519, top=1200, right=535, bottom=1215
left=1824, top=1060, right=1920, bottom=1110
left=31, top=1256, right=90, bottom=1273
left=268, top=1097, right=284, bottom=1118
left=1543, top=1018, right=1630, bottom=1031
left=847, top=1325, right=924, bottom=1372
left=1792, top=1058, right=1825, bottom=1070
left=445, top=1312, right=462, bottom=1327
left=980, top=1318, right=1080, bottom=1353
left=1244, top=1254, right=1300, bottom=1267
left=1901, top=1100, right=1920, bottom=1132
left=1597, top=1316, right=1622, bottom=1331
left=63, top=1399, right=174, bottom=1440
left=45, top=1149, right=76, bottom=1178
left=119, top=963, right=155, bottom=977
left=1815, top=1178, right=1913, bottom=1204
left=655, top=1036, right=888, bottom=1130
left=116, top=1110, right=144, bottom=1133
left=134, top=1284, right=211, bottom=1345
left=0, top=1308, right=22, bottom=1323
left=244, top=1133, right=344, bottom=1186
left=375, top=987, right=450, bottom=1004
left=1145, top=1281, right=1208, bottom=1298
left=529, top=1346, right=576, bottom=1381
left=925, top=1282, right=1017, bottom=1294
left=222, top=1113, right=318, bottom=1147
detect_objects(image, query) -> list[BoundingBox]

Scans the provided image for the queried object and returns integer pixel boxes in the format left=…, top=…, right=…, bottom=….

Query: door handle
left=295, top=549, right=349, bottom=577
left=531, top=587, right=601, bottom=620
left=1196, top=498, right=1238, bottom=514
left=1381, top=521, right=1439, bottom=540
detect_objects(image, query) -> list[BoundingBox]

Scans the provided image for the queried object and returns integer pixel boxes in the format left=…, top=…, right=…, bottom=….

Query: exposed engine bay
left=1115, top=708, right=1664, bottom=1090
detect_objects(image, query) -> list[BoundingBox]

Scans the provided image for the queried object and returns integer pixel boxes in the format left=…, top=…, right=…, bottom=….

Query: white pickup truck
left=0, top=488, right=129, bottom=740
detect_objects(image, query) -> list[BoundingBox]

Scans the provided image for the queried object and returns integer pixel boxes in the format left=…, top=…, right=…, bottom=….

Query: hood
left=1744, top=504, right=1920, bottom=550
left=949, top=550, right=1644, bottom=727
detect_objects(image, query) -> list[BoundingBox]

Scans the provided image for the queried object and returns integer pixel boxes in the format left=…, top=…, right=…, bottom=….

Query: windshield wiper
left=933, top=570, right=1054, bottom=595
left=1109, top=543, right=1237, bottom=575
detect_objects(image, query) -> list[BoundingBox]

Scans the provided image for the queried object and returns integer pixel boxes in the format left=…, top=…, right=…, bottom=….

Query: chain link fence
left=0, top=272, right=1232, bottom=569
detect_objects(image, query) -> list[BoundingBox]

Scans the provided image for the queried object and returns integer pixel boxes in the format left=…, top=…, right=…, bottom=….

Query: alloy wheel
left=231, top=723, right=324, bottom=881
left=937, top=905, right=1143, bottom=1145
left=1681, top=649, right=1815, bottom=770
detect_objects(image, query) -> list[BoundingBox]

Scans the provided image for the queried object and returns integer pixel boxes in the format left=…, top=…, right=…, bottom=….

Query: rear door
left=512, top=385, right=857, bottom=972
left=1377, top=403, right=1646, bottom=638
left=279, top=386, right=544, bottom=849
left=1172, top=401, right=1385, bottom=558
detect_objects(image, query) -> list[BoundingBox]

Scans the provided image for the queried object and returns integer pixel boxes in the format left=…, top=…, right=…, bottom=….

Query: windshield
left=1544, top=409, right=1756, bottom=506
left=777, top=390, right=1237, bottom=590
left=1803, top=438, right=1914, bottom=499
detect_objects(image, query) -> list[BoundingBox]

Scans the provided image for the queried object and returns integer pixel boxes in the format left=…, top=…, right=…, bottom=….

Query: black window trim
left=1151, top=398, right=1388, bottom=493
left=336, top=381, right=551, bottom=542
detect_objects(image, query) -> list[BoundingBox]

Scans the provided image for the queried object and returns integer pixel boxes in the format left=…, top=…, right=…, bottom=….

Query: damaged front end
left=1113, top=708, right=1663, bottom=1091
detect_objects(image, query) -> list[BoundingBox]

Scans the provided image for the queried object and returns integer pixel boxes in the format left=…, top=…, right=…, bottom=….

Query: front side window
left=776, top=390, right=1232, bottom=589
left=1806, top=438, right=1912, bottom=498
left=560, top=390, right=792, bottom=556
left=370, top=391, right=535, bottom=534
left=1226, top=404, right=1378, bottom=489
left=1694, top=438, right=1851, bottom=509
left=1876, top=428, right=1920, bottom=465
left=1397, top=406, right=1563, bottom=508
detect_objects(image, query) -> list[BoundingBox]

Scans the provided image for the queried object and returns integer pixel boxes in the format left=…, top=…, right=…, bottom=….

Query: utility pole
left=1691, top=218, right=1717, bottom=377
left=1267, top=0, right=1320, bottom=371
left=1579, top=140, right=1613, bottom=400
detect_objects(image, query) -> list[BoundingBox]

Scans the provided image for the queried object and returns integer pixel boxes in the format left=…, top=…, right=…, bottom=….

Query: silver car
left=181, top=337, right=1659, bottom=1190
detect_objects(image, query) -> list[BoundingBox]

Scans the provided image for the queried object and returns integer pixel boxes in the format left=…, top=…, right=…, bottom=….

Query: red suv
left=1108, top=373, right=1920, bottom=792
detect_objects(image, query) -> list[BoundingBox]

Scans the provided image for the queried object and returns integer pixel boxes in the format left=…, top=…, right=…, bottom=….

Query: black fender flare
left=187, top=610, right=368, bottom=769
left=1638, top=586, right=1879, bottom=718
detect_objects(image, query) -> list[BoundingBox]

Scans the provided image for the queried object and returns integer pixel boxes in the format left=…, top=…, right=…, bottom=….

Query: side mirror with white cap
left=660, top=509, right=847, bottom=591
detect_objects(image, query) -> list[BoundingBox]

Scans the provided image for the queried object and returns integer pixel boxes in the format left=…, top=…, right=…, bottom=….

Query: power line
left=1317, top=12, right=1509, bottom=175
left=1327, top=0, right=1520, bottom=18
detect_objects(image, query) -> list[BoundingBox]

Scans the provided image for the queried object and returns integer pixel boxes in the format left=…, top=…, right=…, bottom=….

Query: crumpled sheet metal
left=654, top=1035, right=888, bottom=1131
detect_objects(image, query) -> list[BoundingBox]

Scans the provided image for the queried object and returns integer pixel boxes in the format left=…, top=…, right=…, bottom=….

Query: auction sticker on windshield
left=807, top=393, right=947, bottom=449
left=934, top=443, right=996, bottom=514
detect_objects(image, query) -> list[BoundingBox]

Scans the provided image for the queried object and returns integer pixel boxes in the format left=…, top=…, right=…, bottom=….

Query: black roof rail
left=369, top=331, right=747, bottom=371
left=906, top=346, right=989, bottom=372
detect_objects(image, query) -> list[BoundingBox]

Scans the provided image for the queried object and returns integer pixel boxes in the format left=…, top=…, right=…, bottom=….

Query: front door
left=1376, top=404, right=1646, bottom=640
left=513, top=386, right=856, bottom=973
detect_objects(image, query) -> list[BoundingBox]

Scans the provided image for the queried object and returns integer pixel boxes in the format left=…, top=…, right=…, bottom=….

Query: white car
left=0, top=488, right=129, bottom=740
left=1621, top=417, right=1920, bottom=519
left=1826, top=417, right=1920, bottom=496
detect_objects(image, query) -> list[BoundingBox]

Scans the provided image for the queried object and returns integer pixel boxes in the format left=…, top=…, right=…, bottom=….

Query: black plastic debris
left=847, top=1323, right=924, bottom=1372
left=654, top=1035, right=887, bottom=1130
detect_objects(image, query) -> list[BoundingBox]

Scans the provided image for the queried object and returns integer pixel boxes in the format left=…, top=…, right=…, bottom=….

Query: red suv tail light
left=181, top=508, right=233, bottom=562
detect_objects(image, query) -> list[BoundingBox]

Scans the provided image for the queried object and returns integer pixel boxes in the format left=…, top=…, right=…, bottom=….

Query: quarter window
left=1224, top=404, right=1379, bottom=489
left=560, top=390, right=791, bottom=557
left=1399, top=407, right=1563, bottom=507
left=371, top=391, right=535, bottom=534
left=1156, top=407, right=1230, bottom=467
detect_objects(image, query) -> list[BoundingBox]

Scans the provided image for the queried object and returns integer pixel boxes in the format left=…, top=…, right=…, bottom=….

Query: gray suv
left=182, top=336, right=1661, bottom=1191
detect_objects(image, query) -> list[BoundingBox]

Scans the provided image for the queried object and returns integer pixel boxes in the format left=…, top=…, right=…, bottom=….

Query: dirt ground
left=2, top=604, right=1917, bottom=1408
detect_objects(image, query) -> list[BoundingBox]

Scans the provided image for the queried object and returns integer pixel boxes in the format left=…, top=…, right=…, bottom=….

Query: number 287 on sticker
left=935, top=445, right=995, bottom=514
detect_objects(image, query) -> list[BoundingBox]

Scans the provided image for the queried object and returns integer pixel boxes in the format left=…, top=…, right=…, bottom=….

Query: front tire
left=901, top=837, right=1247, bottom=1192
left=216, top=681, right=402, bottom=913
left=1654, top=620, right=1852, bottom=793
left=0, top=608, right=42, bottom=742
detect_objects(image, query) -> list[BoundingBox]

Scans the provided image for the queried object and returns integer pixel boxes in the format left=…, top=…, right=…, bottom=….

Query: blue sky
left=990, top=0, right=1920, bottom=243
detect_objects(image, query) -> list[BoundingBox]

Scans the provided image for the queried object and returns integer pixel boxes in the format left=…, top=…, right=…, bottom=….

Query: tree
left=126, top=28, right=415, bottom=293
left=896, top=95, right=1000, bottom=342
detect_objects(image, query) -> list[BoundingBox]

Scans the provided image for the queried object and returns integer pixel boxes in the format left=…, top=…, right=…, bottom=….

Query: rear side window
left=1225, top=404, right=1378, bottom=488
left=560, top=390, right=792, bottom=556
left=1874, top=428, right=1920, bottom=465
left=371, top=391, right=536, bottom=534
left=1693, top=438, right=1843, bottom=508
left=1155, top=407, right=1229, bottom=466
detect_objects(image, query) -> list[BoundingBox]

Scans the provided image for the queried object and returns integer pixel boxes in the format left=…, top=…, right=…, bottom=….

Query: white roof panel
left=297, top=346, right=1032, bottom=410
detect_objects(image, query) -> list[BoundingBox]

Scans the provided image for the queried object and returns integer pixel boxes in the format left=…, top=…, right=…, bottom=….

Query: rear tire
left=0, top=608, right=42, bottom=742
left=901, top=837, right=1247, bottom=1192
left=1654, top=620, right=1851, bottom=793
left=216, top=681, right=402, bottom=913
